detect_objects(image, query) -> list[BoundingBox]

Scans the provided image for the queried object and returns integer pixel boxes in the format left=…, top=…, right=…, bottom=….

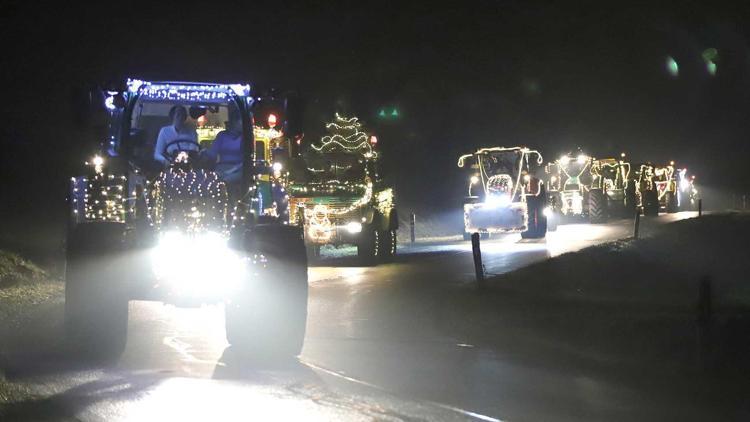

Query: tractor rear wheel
left=624, top=183, right=638, bottom=218
left=665, top=191, right=678, bottom=213
left=522, top=185, right=547, bottom=239
left=589, top=189, right=608, bottom=224
left=643, top=190, right=659, bottom=216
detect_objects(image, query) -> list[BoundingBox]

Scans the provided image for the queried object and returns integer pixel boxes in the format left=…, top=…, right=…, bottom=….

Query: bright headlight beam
left=485, top=193, right=512, bottom=208
left=151, top=231, right=245, bottom=297
left=346, top=222, right=363, bottom=233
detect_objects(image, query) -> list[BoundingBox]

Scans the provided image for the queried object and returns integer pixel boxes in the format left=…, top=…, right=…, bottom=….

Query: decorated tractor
left=633, top=162, right=679, bottom=216
left=544, top=152, right=636, bottom=225
left=458, top=147, right=548, bottom=239
left=544, top=153, right=597, bottom=225
left=66, top=79, right=308, bottom=358
left=590, top=155, right=638, bottom=220
left=677, top=167, right=699, bottom=211
left=287, top=114, right=397, bottom=265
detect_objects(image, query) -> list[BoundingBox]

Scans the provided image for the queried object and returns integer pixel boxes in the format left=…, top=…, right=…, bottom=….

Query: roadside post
left=743, top=195, right=747, bottom=210
left=471, top=232, right=484, bottom=286
left=410, top=213, right=416, bottom=244
left=698, top=199, right=702, bottom=217
left=633, top=207, right=641, bottom=239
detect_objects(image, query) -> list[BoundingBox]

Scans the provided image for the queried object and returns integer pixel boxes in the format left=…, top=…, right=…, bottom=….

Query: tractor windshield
left=128, top=98, right=243, bottom=168
left=479, top=151, right=521, bottom=178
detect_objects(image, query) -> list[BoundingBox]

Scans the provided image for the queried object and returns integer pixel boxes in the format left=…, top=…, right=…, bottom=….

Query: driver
left=154, top=105, right=199, bottom=165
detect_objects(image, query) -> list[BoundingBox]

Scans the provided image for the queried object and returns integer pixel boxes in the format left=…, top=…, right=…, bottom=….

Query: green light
left=391, top=108, right=399, bottom=117
left=378, top=109, right=386, bottom=118
left=666, top=56, right=679, bottom=77
left=707, top=61, right=717, bottom=76
left=702, top=48, right=718, bottom=76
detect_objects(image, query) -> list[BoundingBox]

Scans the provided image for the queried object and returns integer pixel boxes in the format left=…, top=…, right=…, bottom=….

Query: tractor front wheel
left=225, top=225, right=308, bottom=358
left=357, top=227, right=380, bottom=265
left=65, top=222, right=130, bottom=359
left=378, top=229, right=397, bottom=261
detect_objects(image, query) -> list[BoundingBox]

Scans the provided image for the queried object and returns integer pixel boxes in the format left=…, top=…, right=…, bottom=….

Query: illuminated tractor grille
left=70, top=173, right=127, bottom=223
left=290, top=197, right=361, bottom=244
left=560, top=191, right=584, bottom=215
left=151, top=169, right=228, bottom=232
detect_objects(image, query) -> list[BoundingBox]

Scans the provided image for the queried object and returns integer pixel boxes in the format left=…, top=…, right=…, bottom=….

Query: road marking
left=300, top=359, right=505, bottom=422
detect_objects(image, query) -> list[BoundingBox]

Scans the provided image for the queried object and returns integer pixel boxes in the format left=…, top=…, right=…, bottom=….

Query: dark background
left=1, top=0, right=749, bottom=228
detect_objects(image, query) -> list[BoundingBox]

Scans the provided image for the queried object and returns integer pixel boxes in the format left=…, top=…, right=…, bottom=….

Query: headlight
left=151, top=231, right=245, bottom=296
left=543, top=206, right=552, bottom=217
left=90, top=155, right=105, bottom=173
left=485, top=193, right=512, bottom=207
left=346, top=222, right=363, bottom=233
left=577, top=154, right=587, bottom=164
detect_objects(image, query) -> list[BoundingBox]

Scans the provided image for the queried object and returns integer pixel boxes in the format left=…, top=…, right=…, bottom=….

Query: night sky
left=1, top=1, right=749, bottom=222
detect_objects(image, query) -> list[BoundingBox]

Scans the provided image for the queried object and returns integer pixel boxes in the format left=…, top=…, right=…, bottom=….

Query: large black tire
left=665, top=191, right=678, bottom=213
left=357, top=226, right=380, bottom=265
left=589, top=189, right=607, bottom=224
left=522, top=185, right=547, bottom=239
left=225, top=225, right=308, bottom=357
left=643, top=189, right=659, bottom=216
left=65, top=222, right=129, bottom=359
left=378, top=229, right=397, bottom=261
left=624, top=182, right=638, bottom=218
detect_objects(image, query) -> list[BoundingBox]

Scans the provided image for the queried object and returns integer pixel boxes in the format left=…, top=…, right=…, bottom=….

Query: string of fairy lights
left=311, top=113, right=377, bottom=158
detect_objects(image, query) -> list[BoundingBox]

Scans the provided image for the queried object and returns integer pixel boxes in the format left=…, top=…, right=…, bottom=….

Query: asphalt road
left=1, top=213, right=699, bottom=421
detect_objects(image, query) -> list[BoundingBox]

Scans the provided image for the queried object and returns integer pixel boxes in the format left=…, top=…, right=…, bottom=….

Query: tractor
left=677, top=167, right=699, bottom=211
left=545, top=152, right=597, bottom=225
left=66, top=79, right=308, bottom=358
left=590, top=155, right=638, bottom=220
left=458, top=147, right=548, bottom=240
left=633, top=162, right=678, bottom=216
left=287, top=114, right=397, bottom=265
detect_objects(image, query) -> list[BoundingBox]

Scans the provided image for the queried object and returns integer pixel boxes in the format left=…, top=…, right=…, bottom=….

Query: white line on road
left=301, top=359, right=505, bottom=422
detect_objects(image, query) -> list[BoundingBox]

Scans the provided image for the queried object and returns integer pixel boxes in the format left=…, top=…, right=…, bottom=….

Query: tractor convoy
left=67, top=77, right=699, bottom=359
left=459, top=148, right=698, bottom=239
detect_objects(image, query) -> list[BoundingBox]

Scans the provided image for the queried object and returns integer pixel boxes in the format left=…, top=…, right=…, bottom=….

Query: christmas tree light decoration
left=311, top=113, right=376, bottom=157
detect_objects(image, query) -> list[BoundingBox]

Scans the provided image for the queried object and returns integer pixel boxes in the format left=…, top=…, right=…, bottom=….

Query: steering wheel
left=162, top=139, right=201, bottom=162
